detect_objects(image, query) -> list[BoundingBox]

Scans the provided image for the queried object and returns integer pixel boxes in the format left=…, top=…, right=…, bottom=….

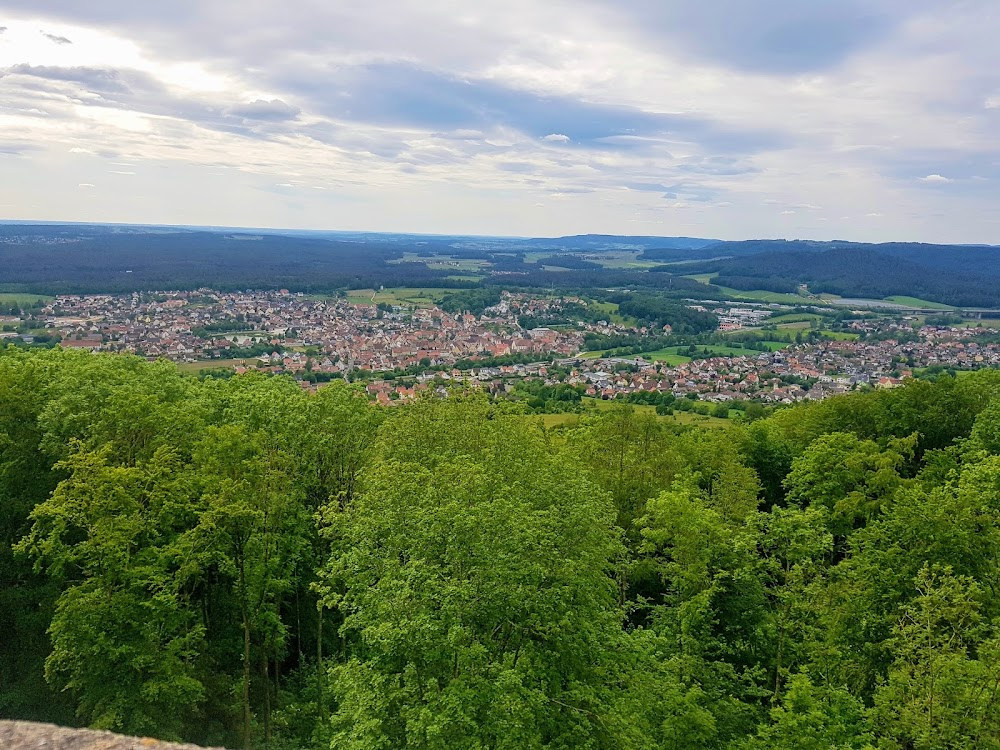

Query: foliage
left=2, top=347, right=1000, bottom=748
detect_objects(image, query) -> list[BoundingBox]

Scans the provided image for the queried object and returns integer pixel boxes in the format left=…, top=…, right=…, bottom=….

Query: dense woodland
left=3, top=346, right=1000, bottom=748
left=692, top=247, right=1000, bottom=307
left=5, top=225, right=1000, bottom=309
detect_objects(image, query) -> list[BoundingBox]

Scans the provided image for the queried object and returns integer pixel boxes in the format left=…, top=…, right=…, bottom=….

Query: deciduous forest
left=2, top=347, right=1000, bottom=749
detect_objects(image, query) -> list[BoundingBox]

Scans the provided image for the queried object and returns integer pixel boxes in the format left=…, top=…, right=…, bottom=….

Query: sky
left=0, top=1, right=998, bottom=243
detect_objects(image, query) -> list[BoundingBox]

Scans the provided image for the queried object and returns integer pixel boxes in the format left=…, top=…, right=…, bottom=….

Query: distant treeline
left=690, top=247, right=1000, bottom=307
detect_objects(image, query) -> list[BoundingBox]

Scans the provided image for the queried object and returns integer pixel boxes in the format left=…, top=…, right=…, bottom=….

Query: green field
left=343, top=287, right=454, bottom=307
left=639, top=343, right=787, bottom=363
left=767, top=313, right=826, bottom=325
left=635, top=349, right=692, bottom=366
left=0, top=293, right=54, bottom=306
left=821, top=331, right=861, bottom=340
left=956, top=319, right=1000, bottom=329
left=588, top=301, right=637, bottom=327
left=717, top=287, right=813, bottom=305
left=682, top=276, right=812, bottom=306
left=388, top=253, right=491, bottom=272
left=883, top=296, right=954, bottom=310
left=584, top=251, right=662, bottom=270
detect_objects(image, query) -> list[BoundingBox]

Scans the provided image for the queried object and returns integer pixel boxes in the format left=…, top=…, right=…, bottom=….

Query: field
left=0, top=293, right=55, bottom=306
left=582, top=251, right=662, bottom=270
left=956, top=319, right=1000, bottom=329
left=342, top=288, right=454, bottom=306
left=635, top=348, right=692, bottom=366
left=387, top=253, right=491, bottom=272
left=588, top=301, right=637, bottom=327
left=580, top=341, right=788, bottom=363
left=767, top=313, right=826, bottom=325
left=640, top=343, right=776, bottom=362
left=883, top=296, right=954, bottom=310
left=682, top=276, right=813, bottom=305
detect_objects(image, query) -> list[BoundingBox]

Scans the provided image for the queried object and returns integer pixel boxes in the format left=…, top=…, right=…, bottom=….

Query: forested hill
left=4, top=346, right=1000, bottom=748
left=694, top=246, right=1000, bottom=307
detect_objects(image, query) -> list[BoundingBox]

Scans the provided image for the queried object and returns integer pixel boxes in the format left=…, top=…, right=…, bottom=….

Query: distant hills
left=683, top=241, right=1000, bottom=308
left=1, top=222, right=998, bottom=306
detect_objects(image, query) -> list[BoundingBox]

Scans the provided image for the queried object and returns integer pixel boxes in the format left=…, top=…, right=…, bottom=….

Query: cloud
left=0, top=0, right=997, bottom=242
left=226, top=99, right=300, bottom=121
left=921, top=174, right=952, bottom=183
left=42, top=32, right=73, bottom=44
left=595, top=0, right=929, bottom=74
left=272, top=61, right=784, bottom=152
left=0, top=64, right=301, bottom=141
left=78, top=183, right=95, bottom=187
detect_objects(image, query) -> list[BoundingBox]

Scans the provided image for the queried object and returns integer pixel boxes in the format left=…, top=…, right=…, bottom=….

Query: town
left=7, top=288, right=1000, bottom=408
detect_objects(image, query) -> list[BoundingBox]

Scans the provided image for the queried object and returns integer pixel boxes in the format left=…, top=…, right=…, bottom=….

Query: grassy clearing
left=636, top=349, right=692, bottom=366
left=0, top=293, right=55, bottom=306
left=588, top=300, right=637, bottom=327
left=682, top=344, right=766, bottom=357
left=717, top=287, right=813, bottom=305
left=769, top=313, right=825, bottom=325
left=883, top=296, right=954, bottom=310
left=388, top=253, right=491, bottom=272
left=343, top=287, right=454, bottom=307
left=956, top=319, right=1000, bottom=329
left=682, top=276, right=812, bottom=306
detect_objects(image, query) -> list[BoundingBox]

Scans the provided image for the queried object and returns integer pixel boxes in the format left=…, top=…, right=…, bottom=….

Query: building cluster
left=17, top=289, right=1000, bottom=407
left=38, top=289, right=583, bottom=372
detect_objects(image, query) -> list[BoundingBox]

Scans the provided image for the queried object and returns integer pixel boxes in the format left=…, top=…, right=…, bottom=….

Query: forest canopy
left=2, top=347, right=1000, bottom=749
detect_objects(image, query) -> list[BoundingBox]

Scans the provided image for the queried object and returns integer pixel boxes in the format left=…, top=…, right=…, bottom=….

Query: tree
left=739, top=673, right=871, bottom=750
left=873, top=565, right=1000, bottom=749
left=16, top=446, right=206, bottom=739
left=320, top=397, right=634, bottom=749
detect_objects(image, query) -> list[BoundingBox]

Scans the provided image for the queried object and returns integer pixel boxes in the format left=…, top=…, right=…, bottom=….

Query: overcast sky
left=1, top=1, right=998, bottom=242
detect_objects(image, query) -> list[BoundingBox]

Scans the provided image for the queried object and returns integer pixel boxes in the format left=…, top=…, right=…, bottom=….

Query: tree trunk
left=239, top=556, right=252, bottom=750
left=317, top=607, right=327, bottom=726
left=261, top=649, right=271, bottom=745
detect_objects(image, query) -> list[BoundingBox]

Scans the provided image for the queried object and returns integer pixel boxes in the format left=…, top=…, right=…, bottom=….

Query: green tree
left=873, top=565, right=1000, bottom=749
left=320, top=398, right=635, bottom=749
left=16, top=446, right=206, bottom=739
